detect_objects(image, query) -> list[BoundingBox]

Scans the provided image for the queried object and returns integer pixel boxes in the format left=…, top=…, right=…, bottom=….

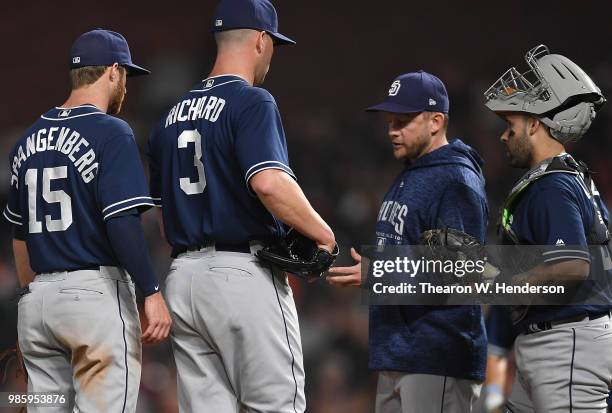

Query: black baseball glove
left=256, top=229, right=339, bottom=280
left=419, top=227, right=499, bottom=284
left=420, top=227, right=483, bottom=260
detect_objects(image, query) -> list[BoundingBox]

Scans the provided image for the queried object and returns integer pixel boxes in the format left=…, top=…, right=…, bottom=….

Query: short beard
left=402, top=131, right=432, bottom=162
left=507, top=130, right=533, bottom=169
left=108, top=76, right=126, bottom=115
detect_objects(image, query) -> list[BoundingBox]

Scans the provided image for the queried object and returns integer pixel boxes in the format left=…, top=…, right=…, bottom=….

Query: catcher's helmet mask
left=484, top=44, right=606, bottom=144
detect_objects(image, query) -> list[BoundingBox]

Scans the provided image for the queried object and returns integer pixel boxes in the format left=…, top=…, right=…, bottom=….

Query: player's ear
left=108, top=63, right=120, bottom=82
left=429, top=112, right=445, bottom=135
left=255, top=31, right=266, bottom=55
left=526, top=115, right=540, bottom=137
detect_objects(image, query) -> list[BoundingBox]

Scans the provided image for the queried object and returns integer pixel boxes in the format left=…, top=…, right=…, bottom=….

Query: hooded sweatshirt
left=370, top=138, right=488, bottom=381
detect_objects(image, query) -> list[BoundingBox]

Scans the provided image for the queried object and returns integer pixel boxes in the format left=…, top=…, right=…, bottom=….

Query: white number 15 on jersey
left=25, top=166, right=73, bottom=233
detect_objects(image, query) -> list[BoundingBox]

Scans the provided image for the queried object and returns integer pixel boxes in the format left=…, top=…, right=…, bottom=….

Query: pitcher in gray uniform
left=147, top=1, right=336, bottom=412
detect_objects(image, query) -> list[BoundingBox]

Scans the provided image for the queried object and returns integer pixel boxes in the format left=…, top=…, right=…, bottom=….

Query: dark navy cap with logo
left=69, top=29, right=150, bottom=77
left=366, top=70, right=449, bottom=114
left=212, top=0, right=295, bottom=45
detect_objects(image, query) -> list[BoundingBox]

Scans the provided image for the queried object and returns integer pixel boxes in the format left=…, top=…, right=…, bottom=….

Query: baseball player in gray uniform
left=147, top=1, right=336, bottom=412
left=484, top=45, right=612, bottom=412
left=4, top=29, right=171, bottom=412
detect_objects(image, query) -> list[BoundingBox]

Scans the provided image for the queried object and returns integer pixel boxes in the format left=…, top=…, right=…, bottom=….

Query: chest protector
left=498, top=155, right=610, bottom=246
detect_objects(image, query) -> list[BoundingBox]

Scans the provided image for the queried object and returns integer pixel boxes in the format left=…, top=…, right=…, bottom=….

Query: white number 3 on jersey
left=178, top=129, right=207, bottom=195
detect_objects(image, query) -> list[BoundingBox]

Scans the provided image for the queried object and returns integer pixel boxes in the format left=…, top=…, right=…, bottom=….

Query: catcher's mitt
left=420, top=227, right=484, bottom=264
left=419, top=227, right=499, bottom=284
left=257, top=229, right=339, bottom=280
left=420, top=227, right=482, bottom=252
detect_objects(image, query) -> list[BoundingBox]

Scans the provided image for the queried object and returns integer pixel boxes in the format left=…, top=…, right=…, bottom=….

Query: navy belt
left=523, top=311, right=611, bottom=334
left=35, top=264, right=104, bottom=275
left=172, top=241, right=254, bottom=258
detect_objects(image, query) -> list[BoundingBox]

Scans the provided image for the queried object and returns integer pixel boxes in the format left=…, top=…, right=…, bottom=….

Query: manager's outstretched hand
left=327, top=248, right=363, bottom=287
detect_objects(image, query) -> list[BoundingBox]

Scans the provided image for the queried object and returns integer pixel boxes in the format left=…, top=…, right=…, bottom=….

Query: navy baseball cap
left=366, top=70, right=449, bottom=114
left=212, top=0, right=295, bottom=45
left=69, top=29, right=150, bottom=77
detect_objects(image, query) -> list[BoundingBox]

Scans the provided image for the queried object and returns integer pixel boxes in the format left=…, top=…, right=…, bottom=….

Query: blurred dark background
left=1, top=1, right=612, bottom=412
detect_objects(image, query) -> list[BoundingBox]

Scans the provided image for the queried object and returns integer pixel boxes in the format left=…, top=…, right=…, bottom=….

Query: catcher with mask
left=484, top=45, right=612, bottom=412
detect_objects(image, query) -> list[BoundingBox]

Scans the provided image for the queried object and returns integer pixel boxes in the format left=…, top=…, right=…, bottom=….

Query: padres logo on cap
left=388, top=80, right=401, bottom=96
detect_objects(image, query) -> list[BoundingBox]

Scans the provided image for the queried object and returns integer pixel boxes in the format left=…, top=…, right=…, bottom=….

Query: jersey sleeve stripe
left=102, top=196, right=155, bottom=214
left=5, top=206, right=22, bottom=219
left=542, top=249, right=590, bottom=256
left=3, top=209, right=23, bottom=226
left=244, top=161, right=296, bottom=183
left=103, top=201, right=155, bottom=221
left=245, top=165, right=297, bottom=197
left=152, top=198, right=163, bottom=207
left=541, top=249, right=590, bottom=261
left=542, top=255, right=591, bottom=264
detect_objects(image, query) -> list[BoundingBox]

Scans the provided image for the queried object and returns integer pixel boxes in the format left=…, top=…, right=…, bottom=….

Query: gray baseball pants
left=165, top=246, right=306, bottom=413
left=376, top=372, right=482, bottom=413
left=505, top=313, right=612, bottom=412
left=17, top=266, right=141, bottom=413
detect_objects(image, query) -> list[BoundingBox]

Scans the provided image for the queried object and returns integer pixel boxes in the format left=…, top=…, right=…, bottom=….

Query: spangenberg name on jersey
left=10, top=126, right=98, bottom=187
left=165, top=95, right=226, bottom=127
